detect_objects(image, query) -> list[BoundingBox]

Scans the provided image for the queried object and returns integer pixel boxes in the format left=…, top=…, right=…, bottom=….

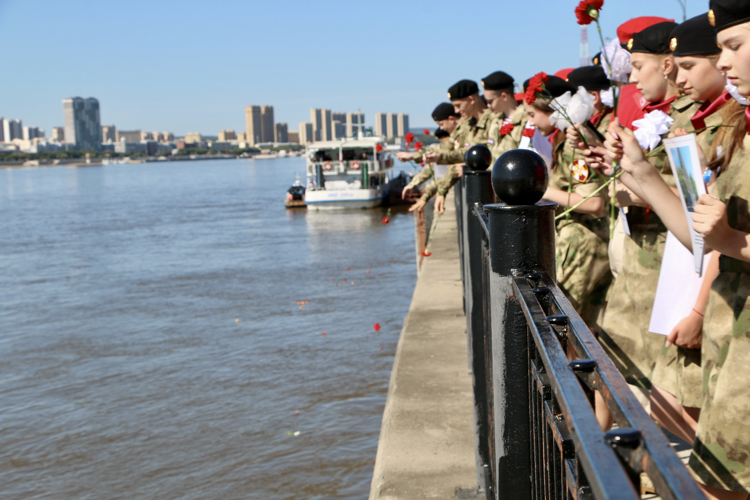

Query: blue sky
left=0, top=0, right=705, bottom=136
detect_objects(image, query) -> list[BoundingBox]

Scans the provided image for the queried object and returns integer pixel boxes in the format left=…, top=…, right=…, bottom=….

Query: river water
left=0, top=158, right=417, bottom=499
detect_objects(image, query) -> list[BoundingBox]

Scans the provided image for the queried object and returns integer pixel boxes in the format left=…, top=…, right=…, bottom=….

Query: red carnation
left=423, top=129, right=430, bottom=135
left=523, top=128, right=535, bottom=138
left=422, top=250, right=432, bottom=257
left=575, top=0, right=603, bottom=25
left=373, top=323, right=381, bottom=332
left=499, top=123, right=514, bottom=136
left=414, top=141, right=424, bottom=150
left=382, top=215, right=390, bottom=225
left=405, top=132, right=414, bottom=143
left=524, top=72, right=549, bottom=105
left=420, top=162, right=425, bottom=167
left=376, top=144, right=383, bottom=152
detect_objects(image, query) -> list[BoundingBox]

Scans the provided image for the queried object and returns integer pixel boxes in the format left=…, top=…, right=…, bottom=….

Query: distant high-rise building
left=346, top=111, right=365, bottom=137
left=141, top=131, right=154, bottom=141
left=288, top=130, right=300, bottom=144
left=310, top=108, right=332, bottom=141
left=62, top=97, right=102, bottom=150
left=102, top=125, right=116, bottom=143
left=52, top=127, right=65, bottom=142
left=260, top=105, right=275, bottom=143
left=236, top=132, right=248, bottom=142
left=245, top=105, right=262, bottom=145
left=22, top=126, right=43, bottom=140
left=299, top=122, right=314, bottom=144
left=162, top=132, right=174, bottom=142
left=397, top=114, right=410, bottom=137
left=184, top=132, right=203, bottom=143
left=374, top=113, right=388, bottom=138
left=386, top=113, right=399, bottom=138
left=218, top=129, right=237, bottom=142
left=2, top=118, right=22, bottom=142
left=274, top=122, right=288, bottom=143
left=116, top=130, right=141, bottom=143
left=332, top=112, right=346, bottom=128
left=332, top=120, right=345, bottom=139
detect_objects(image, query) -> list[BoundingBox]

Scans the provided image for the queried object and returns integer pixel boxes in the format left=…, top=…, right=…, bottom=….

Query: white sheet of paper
left=434, top=164, right=449, bottom=179
left=663, top=135, right=707, bottom=274
left=519, top=127, right=534, bottom=150
left=649, top=232, right=710, bottom=335
left=620, top=208, right=631, bottom=236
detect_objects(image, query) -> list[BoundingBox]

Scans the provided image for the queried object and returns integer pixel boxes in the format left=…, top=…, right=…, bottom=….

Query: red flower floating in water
left=414, top=141, right=424, bottom=150
left=575, top=0, right=603, bottom=25
left=423, top=129, right=430, bottom=135
left=422, top=250, right=432, bottom=257
left=376, top=144, right=383, bottom=152
left=523, top=128, right=536, bottom=138
left=524, top=72, right=549, bottom=105
left=382, top=216, right=390, bottom=225
left=499, top=123, right=514, bottom=136
left=373, top=323, right=381, bottom=332
left=405, top=132, right=414, bottom=143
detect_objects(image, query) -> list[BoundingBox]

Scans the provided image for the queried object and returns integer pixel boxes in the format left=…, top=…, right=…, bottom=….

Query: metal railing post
left=461, top=167, right=495, bottom=497
left=485, top=200, right=557, bottom=499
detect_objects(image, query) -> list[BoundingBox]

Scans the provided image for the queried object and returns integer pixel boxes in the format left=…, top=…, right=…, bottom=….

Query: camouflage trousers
left=651, top=340, right=703, bottom=408
left=688, top=270, right=750, bottom=492
left=598, top=225, right=666, bottom=390
left=555, top=220, right=611, bottom=331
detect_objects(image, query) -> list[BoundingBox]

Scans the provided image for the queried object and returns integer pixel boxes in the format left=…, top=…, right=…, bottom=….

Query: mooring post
left=461, top=146, right=497, bottom=496
left=485, top=150, right=555, bottom=499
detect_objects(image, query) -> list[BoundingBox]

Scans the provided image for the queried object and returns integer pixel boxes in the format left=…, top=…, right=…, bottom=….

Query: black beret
left=670, top=13, right=720, bottom=56
left=482, top=71, right=515, bottom=91
left=523, top=75, right=576, bottom=99
left=592, top=52, right=602, bottom=66
left=567, top=66, right=611, bottom=92
left=447, top=79, right=479, bottom=100
left=709, top=0, right=750, bottom=33
left=434, top=128, right=450, bottom=139
left=627, top=21, right=679, bottom=54
left=431, top=102, right=459, bottom=121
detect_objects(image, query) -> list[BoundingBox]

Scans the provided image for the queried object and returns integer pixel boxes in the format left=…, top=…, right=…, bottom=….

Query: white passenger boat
left=305, top=137, right=394, bottom=210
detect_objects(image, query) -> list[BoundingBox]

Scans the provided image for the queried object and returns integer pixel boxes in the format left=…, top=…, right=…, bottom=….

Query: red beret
left=554, top=68, right=575, bottom=81
left=617, top=16, right=675, bottom=44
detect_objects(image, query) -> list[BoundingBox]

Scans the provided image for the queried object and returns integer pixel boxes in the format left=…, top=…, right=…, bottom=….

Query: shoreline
left=0, top=154, right=303, bottom=169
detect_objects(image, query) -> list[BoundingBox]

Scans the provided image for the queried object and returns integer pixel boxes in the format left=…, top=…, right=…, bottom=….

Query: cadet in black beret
left=482, top=71, right=518, bottom=123
left=431, top=102, right=459, bottom=122
left=567, top=66, right=611, bottom=92
left=447, top=79, right=479, bottom=100
left=434, top=128, right=449, bottom=139
left=627, top=21, right=679, bottom=54
left=670, top=14, right=728, bottom=131
left=670, top=14, right=720, bottom=56
left=709, top=0, right=750, bottom=33
left=627, top=21, right=681, bottom=104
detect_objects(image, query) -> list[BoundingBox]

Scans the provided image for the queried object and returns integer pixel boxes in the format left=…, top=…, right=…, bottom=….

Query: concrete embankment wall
left=369, top=192, right=477, bottom=500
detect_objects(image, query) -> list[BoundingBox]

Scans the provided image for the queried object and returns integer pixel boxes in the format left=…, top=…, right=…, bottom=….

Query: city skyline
left=0, top=1, right=698, bottom=136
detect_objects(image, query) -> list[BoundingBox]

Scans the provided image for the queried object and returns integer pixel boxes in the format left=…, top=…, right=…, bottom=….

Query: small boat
left=285, top=174, right=307, bottom=208
left=304, top=137, right=394, bottom=210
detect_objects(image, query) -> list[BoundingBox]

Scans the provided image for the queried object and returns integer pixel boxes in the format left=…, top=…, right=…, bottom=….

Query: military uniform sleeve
left=406, top=164, right=435, bottom=189
left=420, top=180, right=439, bottom=202
left=436, top=166, right=460, bottom=196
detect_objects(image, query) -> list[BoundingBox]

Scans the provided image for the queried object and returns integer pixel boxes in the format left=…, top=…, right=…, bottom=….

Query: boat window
left=311, top=149, right=338, bottom=162
left=342, top=148, right=374, bottom=161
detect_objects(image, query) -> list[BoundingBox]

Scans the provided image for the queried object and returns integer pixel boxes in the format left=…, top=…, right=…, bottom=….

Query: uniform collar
left=642, top=95, right=676, bottom=115
left=691, top=92, right=731, bottom=133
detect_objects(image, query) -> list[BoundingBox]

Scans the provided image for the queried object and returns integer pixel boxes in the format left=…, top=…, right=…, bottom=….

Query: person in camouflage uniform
left=645, top=16, right=731, bottom=445
left=398, top=102, right=464, bottom=212
left=597, top=21, right=702, bottom=397
left=525, top=74, right=611, bottom=329
left=481, top=71, right=524, bottom=165
left=424, top=79, right=490, bottom=213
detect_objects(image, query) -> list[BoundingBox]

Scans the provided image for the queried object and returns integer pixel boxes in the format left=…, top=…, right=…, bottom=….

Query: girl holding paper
left=649, top=12, right=730, bottom=449
left=588, top=4, right=750, bottom=496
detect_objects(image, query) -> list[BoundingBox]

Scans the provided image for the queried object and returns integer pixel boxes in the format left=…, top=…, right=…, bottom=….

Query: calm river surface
left=0, top=158, right=417, bottom=499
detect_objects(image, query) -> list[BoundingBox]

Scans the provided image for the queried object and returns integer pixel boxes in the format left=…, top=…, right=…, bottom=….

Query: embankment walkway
left=369, top=193, right=477, bottom=500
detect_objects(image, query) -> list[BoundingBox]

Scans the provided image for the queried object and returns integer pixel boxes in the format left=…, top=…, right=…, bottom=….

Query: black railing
left=455, top=149, right=704, bottom=499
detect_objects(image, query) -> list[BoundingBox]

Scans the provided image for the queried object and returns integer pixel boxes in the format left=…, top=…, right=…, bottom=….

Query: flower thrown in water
left=382, top=216, right=390, bottom=225
left=374, top=323, right=381, bottom=332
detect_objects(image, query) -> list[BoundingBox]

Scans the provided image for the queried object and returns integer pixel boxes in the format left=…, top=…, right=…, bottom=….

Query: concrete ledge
left=369, top=194, right=477, bottom=500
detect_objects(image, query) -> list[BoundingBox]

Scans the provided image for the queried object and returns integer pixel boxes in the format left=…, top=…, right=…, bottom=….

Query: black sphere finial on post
left=491, top=149, right=549, bottom=205
left=464, top=145, right=492, bottom=171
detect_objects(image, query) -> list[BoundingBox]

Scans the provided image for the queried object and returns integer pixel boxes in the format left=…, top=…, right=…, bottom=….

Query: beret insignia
left=481, top=80, right=485, bottom=88
left=593, top=56, right=599, bottom=64
left=627, top=38, right=634, bottom=50
left=670, top=37, right=677, bottom=51
left=447, top=92, right=451, bottom=98
left=708, top=9, right=716, bottom=27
